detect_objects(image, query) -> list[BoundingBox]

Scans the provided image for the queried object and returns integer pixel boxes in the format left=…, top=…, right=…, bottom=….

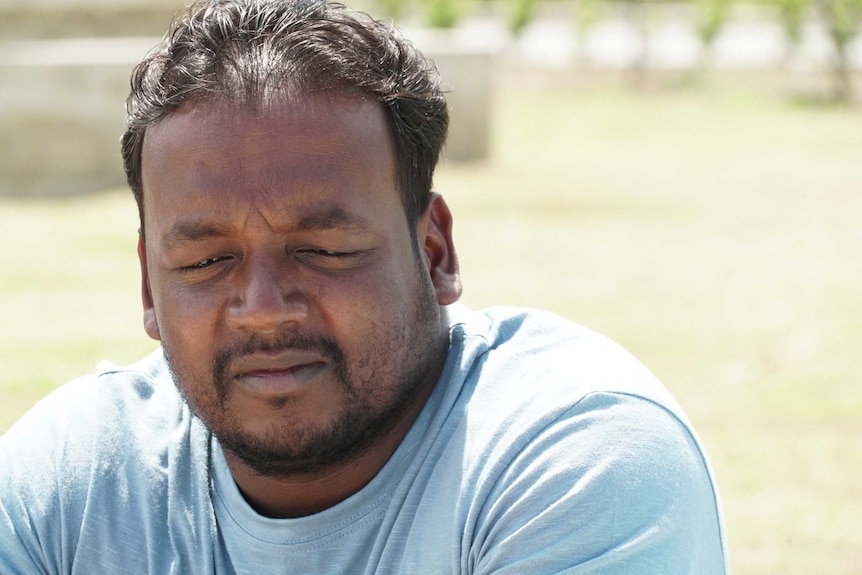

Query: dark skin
left=137, top=92, right=461, bottom=517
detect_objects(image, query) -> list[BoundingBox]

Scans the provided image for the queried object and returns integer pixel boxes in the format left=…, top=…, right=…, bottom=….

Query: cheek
left=325, top=263, right=417, bottom=322
left=152, top=284, right=223, bottom=351
left=331, top=269, right=424, bottom=361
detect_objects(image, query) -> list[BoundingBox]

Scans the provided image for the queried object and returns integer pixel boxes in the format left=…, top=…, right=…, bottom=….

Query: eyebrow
left=293, top=206, right=374, bottom=233
left=161, top=220, right=233, bottom=250
left=160, top=206, right=374, bottom=250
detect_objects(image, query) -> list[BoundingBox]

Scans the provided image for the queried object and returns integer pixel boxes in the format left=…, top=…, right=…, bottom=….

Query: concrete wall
left=1, top=39, right=161, bottom=196
left=421, top=42, right=496, bottom=163
left=0, top=2, right=176, bottom=196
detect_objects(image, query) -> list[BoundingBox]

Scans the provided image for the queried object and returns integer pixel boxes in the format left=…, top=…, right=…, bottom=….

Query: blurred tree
left=776, top=0, right=809, bottom=62
left=425, top=0, right=461, bottom=27
left=621, top=0, right=652, bottom=87
left=572, top=0, right=602, bottom=67
left=508, top=0, right=540, bottom=35
left=818, top=0, right=862, bottom=100
left=696, top=0, right=732, bottom=69
left=375, top=0, right=412, bottom=19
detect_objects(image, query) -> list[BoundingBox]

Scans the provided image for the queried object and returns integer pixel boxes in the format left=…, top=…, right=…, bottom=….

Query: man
left=0, top=1, right=727, bottom=573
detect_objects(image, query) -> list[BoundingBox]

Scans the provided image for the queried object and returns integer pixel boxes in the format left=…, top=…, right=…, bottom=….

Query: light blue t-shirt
left=0, top=306, right=727, bottom=574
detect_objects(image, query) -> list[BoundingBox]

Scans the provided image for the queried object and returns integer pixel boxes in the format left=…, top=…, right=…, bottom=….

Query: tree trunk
left=625, top=0, right=650, bottom=88
left=832, top=45, right=852, bottom=101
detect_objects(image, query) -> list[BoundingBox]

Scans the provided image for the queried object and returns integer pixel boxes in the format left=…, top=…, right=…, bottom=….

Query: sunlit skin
left=137, top=92, right=461, bottom=518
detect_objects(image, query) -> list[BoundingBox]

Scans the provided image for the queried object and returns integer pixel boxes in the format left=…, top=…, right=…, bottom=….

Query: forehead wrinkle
left=247, top=194, right=377, bottom=235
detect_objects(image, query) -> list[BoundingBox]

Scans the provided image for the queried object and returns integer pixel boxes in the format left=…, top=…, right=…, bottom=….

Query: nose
left=226, top=258, right=308, bottom=333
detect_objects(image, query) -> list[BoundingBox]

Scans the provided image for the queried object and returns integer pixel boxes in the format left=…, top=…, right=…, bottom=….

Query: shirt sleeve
left=469, top=392, right=728, bottom=575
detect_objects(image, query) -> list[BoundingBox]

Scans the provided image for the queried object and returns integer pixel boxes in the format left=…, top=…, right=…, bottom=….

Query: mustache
left=211, top=331, right=346, bottom=400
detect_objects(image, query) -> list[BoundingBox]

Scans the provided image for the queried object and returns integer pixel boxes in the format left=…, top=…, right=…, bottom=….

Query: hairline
left=124, top=0, right=445, bottom=247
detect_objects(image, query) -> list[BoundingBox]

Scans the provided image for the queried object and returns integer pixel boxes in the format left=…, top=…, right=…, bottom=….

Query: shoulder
left=0, top=350, right=196, bottom=572
left=443, top=305, right=727, bottom=573
left=1, top=350, right=184, bottom=464
left=448, top=304, right=685, bottom=419
left=447, top=305, right=716, bottom=490
left=467, top=393, right=726, bottom=573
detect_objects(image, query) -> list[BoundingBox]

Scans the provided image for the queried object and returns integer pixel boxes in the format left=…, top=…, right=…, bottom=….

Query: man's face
left=138, top=93, right=459, bottom=477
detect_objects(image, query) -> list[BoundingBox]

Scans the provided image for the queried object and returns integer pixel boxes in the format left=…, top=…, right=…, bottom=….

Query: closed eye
left=311, top=250, right=355, bottom=258
left=295, top=248, right=366, bottom=270
left=296, top=248, right=359, bottom=258
left=182, top=256, right=231, bottom=270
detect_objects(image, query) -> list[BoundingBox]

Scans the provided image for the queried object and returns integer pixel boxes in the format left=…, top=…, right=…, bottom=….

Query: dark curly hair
left=121, top=0, right=449, bottom=232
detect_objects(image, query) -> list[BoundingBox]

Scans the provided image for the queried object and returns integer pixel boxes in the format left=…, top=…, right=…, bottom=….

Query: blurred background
left=1, top=0, right=860, bottom=573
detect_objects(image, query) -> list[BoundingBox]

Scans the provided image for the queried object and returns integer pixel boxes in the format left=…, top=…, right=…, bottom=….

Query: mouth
left=229, top=352, right=329, bottom=398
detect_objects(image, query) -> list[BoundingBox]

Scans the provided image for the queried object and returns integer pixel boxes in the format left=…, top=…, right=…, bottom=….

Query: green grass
left=0, top=192, right=158, bottom=409
left=2, top=81, right=860, bottom=574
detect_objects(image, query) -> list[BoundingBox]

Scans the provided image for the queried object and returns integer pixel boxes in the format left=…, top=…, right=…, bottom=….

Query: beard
left=162, top=271, right=446, bottom=478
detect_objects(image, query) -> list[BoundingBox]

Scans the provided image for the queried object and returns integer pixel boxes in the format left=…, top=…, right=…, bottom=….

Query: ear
left=137, top=231, right=161, bottom=341
left=417, top=194, right=462, bottom=305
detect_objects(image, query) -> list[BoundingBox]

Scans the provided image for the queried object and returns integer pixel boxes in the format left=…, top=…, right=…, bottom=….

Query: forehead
left=139, top=92, right=399, bottom=228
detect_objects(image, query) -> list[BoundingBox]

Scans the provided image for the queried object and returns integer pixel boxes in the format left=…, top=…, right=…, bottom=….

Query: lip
left=228, top=351, right=329, bottom=397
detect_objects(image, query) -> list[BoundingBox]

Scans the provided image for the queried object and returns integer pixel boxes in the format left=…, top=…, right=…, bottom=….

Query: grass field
left=1, top=79, right=860, bottom=573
